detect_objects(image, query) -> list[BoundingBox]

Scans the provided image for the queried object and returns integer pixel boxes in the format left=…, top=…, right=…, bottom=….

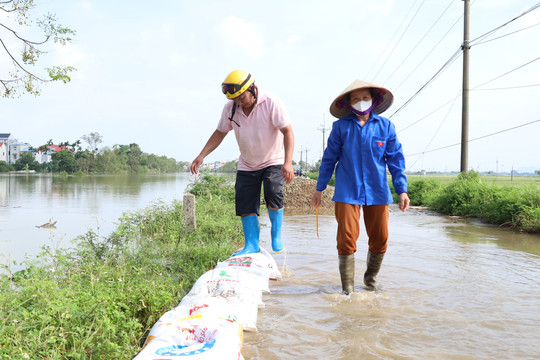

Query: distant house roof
left=11, top=142, right=28, bottom=146
left=46, top=145, right=68, bottom=152
left=0, top=142, right=4, bottom=147
left=0, top=133, right=11, bottom=138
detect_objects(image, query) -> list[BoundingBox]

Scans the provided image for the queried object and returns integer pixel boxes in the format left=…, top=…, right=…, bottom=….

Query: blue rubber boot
left=232, top=215, right=260, bottom=256
left=268, top=208, right=284, bottom=253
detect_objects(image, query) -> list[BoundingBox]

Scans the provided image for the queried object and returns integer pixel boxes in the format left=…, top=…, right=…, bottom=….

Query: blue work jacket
left=316, top=113, right=408, bottom=205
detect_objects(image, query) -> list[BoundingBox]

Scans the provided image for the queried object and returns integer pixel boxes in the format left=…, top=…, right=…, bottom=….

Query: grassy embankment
left=403, top=172, right=540, bottom=233
left=0, top=175, right=242, bottom=359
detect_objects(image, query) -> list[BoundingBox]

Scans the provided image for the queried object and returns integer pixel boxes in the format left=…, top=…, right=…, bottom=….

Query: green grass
left=407, top=173, right=540, bottom=186
left=407, top=171, right=540, bottom=233
left=0, top=175, right=243, bottom=359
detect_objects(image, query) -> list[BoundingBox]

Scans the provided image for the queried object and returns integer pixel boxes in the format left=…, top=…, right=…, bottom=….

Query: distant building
left=0, top=133, right=13, bottom=163
left=35, top=145, right=69, bottom=164
left=0, top=142, right=7, bottom=163
left=9, top=142, right=30, bottom=163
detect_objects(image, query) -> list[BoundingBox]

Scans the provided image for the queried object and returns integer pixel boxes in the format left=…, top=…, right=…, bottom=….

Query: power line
left=471, top=55, right=540, bottom=90
left=473, top=21, right=540, bottom=47
left=398, top=91, right=461, bottom=133
left=405, top=119, right=540, bottom=158
left=406, top=94, right=460, bottom=170
left=383, top=0, right=455, bottom=85
left=469, top=2, right=540, bottom=45
left=372, top=0, right=427, bottom=82
left=389, top=47, right=462, bottom=119
left=364, top=0, right=421, bottom=80
left=472, top=83, right=540, bottom=91
left=393, top=1, right=475, bottom=92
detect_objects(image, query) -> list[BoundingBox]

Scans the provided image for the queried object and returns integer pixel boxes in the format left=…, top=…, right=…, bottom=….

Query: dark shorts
left=235, top=165, right=284, bottom=216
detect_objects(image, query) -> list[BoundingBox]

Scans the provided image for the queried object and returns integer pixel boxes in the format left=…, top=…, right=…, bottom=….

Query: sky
left=1, top=0, right=539, bottom=173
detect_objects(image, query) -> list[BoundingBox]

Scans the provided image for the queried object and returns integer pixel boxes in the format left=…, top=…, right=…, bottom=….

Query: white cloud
left=218, top=16, right=265, bottom=59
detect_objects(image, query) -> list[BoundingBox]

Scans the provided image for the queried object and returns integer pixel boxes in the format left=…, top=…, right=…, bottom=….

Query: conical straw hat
left=329, top=80, right=394, bottom=118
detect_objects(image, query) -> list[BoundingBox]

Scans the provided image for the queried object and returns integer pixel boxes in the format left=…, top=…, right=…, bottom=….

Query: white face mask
left=351, top=99, right=372, bottom=112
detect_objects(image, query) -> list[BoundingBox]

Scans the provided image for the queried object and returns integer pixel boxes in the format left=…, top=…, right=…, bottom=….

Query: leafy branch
left=0, top=0, right=76, bottom=97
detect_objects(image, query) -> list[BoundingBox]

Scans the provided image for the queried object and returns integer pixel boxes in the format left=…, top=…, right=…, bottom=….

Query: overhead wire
left=364, top=0, right=421, bottom=80
left=469, top=2, right=540, bottom=45
left=372, top=0, right=427, bottom=82
left=389, top=47, right=462, bottom=119
left=398, top=91, right=462, bottom=133
left=472, top=83, right=540, bottom=91
left=383, top=0, right=455, bottom=85
left=406, top=91, right=460, bottom=169
left=405, top=119, right=540, bottom=158
left=471, top=55, right=540, bottom=90
left=473, top=21, right=540, bottom=47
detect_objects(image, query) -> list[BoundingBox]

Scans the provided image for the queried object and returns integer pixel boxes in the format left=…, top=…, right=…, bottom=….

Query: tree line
left=0, top=133, right=189, bottom=174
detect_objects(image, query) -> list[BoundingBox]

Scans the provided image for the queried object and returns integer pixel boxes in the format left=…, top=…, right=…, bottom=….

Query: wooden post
left=183, top=193, right=196, bottom=231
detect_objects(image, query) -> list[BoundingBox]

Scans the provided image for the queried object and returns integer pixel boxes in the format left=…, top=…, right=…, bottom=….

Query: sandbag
left=227, top=248, right=282, bottom=281
left=215, top=256, right=270, bottom=292
left=134, top=313, right=244, bottom=360
left=187, top=268, right=265, bottom=307
left=178, top=296, right=259, bottom=332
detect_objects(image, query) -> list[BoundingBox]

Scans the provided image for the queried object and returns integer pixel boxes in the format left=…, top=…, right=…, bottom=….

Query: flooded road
left=243, top=207, right=540, bottom=359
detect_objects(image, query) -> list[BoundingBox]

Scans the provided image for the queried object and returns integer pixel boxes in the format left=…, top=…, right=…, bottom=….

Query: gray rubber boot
left=363, top=251, right=385, bottom=291
left=339, top=254, right=355, bottom=295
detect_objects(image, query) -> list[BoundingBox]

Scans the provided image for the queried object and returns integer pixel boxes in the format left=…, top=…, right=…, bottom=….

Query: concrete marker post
left=183, top=193, right=196, bottom=231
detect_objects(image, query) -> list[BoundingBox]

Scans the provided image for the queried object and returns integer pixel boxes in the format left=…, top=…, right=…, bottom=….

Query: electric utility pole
left=461, top=0, right=470, bottom=173
left=318, top=114, right=330, bottom=156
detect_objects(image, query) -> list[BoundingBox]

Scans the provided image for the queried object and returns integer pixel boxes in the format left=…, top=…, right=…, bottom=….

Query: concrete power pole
left=318, top=114, right=330, bottom=157
left=461, top=0, right=470, bottom=173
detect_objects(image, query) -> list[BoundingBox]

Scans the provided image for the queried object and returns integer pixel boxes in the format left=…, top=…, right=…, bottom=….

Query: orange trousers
left=334, top=202, right=389, bottom=256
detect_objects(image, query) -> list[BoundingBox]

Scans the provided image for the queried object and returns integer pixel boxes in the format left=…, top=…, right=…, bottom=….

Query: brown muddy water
left=244, top=207, right=540, bottom=360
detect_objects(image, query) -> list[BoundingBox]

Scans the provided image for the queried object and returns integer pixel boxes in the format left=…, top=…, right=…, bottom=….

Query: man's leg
left=263, top=165, right=285, bottom=253
left=233, top=170, right=264, bottom=256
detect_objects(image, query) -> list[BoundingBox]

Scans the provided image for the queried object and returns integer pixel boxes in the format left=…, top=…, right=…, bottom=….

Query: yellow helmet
left=221, top=70, right=255, bottom=99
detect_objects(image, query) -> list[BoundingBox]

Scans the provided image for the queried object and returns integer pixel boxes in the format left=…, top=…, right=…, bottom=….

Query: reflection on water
left=0, top=173, right=194, bottom=270
left=245, top=209, right=540, bottom=359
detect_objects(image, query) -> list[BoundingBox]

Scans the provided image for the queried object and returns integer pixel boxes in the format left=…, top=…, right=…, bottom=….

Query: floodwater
left=0, top=173, right=193, bottom=271
left=1, top=174, right=539, bottom=359
left=245, top=208, right=540, bottom=360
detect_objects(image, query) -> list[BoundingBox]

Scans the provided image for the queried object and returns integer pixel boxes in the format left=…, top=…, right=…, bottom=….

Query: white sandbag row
left=133, top=248, right=281, bottom=360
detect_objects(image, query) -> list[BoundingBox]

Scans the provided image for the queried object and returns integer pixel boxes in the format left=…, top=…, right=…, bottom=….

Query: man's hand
left=190, top=155, right=204, bottom=174
left=281, top=162, right=294, bottom=184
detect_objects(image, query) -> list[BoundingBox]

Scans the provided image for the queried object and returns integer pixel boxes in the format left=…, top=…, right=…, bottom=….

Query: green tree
left=75, top=150, right=96, bottom=174
left=0, top=161, right=14, bottom=172
left=1, top=0, right=76, bottom=97
left=51, top=149, right=76, bottom=173
left=114, top=143, right=142, bottom=173
left=536, top=170, right=540, bottom=176
left=220, top=160, right=238, bottom=172
left=59, top=140, right=82, bottom=152
left=14, top=151, right=41, bottom=171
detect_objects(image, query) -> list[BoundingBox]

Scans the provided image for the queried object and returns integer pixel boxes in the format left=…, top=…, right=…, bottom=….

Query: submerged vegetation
left=0, top=175, right=242, bottom=359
